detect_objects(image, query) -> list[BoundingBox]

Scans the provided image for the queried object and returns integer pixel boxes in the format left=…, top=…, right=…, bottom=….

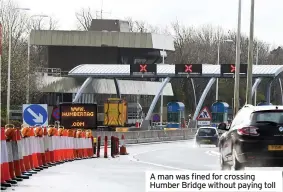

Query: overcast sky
left=19, top=0, right=283, bottom=48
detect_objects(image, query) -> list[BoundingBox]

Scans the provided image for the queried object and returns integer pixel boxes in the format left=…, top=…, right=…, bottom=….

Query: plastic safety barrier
left=1, top=125, right=96, bottom=190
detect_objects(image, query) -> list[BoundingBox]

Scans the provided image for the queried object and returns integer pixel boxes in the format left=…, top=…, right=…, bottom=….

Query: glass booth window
left=168, top=112, right=179, bottom=122
left=212, top=113, right=224, bottom=122
left=180, top=111, right=185, bottom=118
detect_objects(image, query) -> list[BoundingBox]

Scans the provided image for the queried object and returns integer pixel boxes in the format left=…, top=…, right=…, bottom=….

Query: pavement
left=4, top=140, right=283, bottom=192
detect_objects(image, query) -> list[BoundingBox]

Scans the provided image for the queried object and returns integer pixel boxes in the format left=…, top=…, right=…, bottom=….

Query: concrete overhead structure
left=30, top=19, right=174, bottom=51
left=31, top=19, right=176, bottom=108
left=30, top=30, right=174, bottom=50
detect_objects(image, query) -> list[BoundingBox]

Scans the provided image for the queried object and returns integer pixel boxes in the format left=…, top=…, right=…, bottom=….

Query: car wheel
left=219, top=148, right=230, bottom=170
left=231, top=148, right=245, bottom=170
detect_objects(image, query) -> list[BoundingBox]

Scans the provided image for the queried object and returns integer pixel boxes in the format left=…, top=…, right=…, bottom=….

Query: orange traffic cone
left=119, top=134, right=128, bottom=155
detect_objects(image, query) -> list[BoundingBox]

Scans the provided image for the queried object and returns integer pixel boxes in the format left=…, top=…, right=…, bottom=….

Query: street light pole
left=216, top=39, right=220, bottom=101
left=7, top=18, right=12, bottom=123
left=26, top=14, right=49, bottom=104
left=233, top=0, right=242, bottom=117
left=254, top=44, right=259, bottom=105
left=6, top=7, right=30, bottom=123
left=246, top=0, right=255, bottom=104
left=160, top=49, right=166, bottom=125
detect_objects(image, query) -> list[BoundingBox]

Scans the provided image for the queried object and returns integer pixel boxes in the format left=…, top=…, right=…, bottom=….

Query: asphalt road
left=4, top=140, right=283, bottom=192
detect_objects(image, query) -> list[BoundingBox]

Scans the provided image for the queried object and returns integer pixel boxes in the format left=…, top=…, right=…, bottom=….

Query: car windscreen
left=197, top=128, right=216, bottom=136
left=251, top=110, right=283, bottom=125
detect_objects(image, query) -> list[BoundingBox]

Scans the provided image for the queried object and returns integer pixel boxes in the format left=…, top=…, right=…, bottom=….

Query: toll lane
left=131, top=141, right=220, bottom=170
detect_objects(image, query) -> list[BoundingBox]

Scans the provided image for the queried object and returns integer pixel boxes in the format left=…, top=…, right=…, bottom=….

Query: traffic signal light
left=220, top=64, right=247, bottom=74
left=139, top=64, right=147, bottom=72
left=130, top=64, right=157, bottom=75
left=175, top=64, right=202, bottom=74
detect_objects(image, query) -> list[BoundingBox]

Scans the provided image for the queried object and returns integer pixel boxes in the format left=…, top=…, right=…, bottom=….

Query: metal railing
left=35, top=68, right=69, bottom=77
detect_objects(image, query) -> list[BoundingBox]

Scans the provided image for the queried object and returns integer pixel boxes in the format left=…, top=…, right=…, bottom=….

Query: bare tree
left=170, top=21, right=278, bottom=110
left=30, top=16, right=58, bottom=30
left=0, top=0, right=58, bottom=112
left=125, top=17, right=164, bottom=33
left=75, top=7, right=95, bottom=31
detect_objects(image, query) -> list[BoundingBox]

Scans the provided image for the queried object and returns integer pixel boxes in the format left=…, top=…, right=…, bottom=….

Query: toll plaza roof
left=68, top=64, right=283, bottom=78
left=29, top=30, right=175, bottom=51
left=36, top=75, right=174, bottom=96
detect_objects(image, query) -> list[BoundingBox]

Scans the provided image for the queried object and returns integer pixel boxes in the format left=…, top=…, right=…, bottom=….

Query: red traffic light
left=139, top=64, right=147, bottom=72
left=185, top=64, right=192, bottom=72
left=230, top=64, right=236, bottom=73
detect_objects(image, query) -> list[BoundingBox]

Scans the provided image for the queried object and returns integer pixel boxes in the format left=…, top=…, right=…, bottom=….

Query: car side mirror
left=218, top=123, right=227, bottom=130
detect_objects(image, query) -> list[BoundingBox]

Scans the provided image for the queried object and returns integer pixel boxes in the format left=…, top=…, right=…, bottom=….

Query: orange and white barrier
left=57, top=127, right=64, bottom=162
left=6, top=125, right=23, bottom=182
left=28, top=127, right=39, bottom=171
left=47, top=125, right=56, bottom=165
left=21, top=126, right=37, bottom=174
left=34, top=126, right=44, bottom=169
left=2, top=124, right=98, bottom=190
left=43, top=127, right=50, bottom=166
left=75, top=129, right=82, bottom=159
left=17, top=128, right=32, bottom=177
left=1, top=127, right=15, bottom=188
left=67, top=129, right=74, bottom=161
left=12, top=128, right=29, bottom=180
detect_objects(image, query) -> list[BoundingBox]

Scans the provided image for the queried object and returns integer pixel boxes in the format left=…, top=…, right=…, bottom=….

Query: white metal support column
left=193, top=78, right=216, bottom=120
left=140, top=77, right=171, bottom=129
left=72, top=77, right=93, bottom=103
left=251, top=78, right=262, bottom=97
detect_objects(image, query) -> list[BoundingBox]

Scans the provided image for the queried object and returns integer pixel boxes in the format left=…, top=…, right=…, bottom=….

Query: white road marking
left=205, top=150, right=220, bottom=157
left=128, top=148, right=189, bottom=171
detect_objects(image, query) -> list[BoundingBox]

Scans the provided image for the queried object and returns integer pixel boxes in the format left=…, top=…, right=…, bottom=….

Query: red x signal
left=185, top=64, right=192, bottom=73
left=230, top=64, right=236, bottom=73
left=139, top=64, right=147, bottom=72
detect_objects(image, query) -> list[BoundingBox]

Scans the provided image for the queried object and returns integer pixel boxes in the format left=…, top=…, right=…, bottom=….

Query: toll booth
left=257, top=100, right=272, bottom=106
left=166, top=102, right=185, bottom=128
left=211, top=101, right=229, bottom=128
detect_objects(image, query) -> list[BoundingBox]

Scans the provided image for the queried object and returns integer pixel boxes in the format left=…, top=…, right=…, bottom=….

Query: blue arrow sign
left=23, top=104, right=48, bottom=126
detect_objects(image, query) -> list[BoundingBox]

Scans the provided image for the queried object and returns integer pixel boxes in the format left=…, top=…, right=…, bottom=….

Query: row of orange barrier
left=0, top=125, right=95, bottom=191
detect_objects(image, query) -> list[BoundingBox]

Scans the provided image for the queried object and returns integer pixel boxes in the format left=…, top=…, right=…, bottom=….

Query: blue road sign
left=23, top=104, right=48, bottom=126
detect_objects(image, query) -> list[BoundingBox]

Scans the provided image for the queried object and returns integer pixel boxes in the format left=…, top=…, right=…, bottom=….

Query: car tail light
left=237, top=126, right=259, bottom=136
